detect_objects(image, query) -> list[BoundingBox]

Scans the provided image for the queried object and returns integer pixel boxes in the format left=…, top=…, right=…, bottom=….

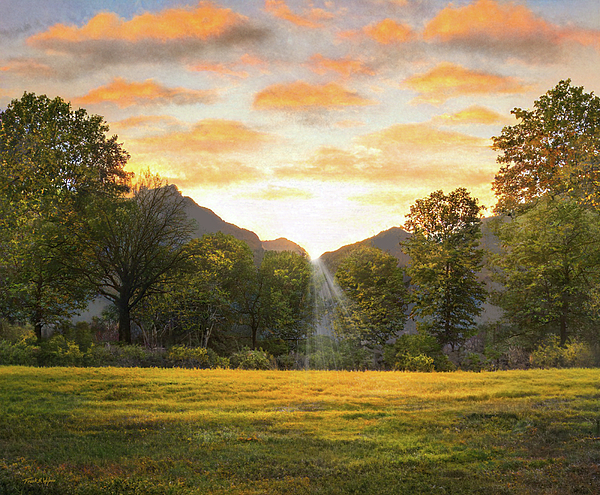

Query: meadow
left=1, top=366, right=599, bottom=494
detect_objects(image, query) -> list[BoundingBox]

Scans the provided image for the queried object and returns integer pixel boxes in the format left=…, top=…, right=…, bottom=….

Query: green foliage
left=530, top=335, right=596, bottom=369
left=0, top=339, right=38, bottom=366
left=490, top=197, right=600, bottom=346
left=0, top=321, right=33, bottom=343
left=0, top=93, right=130, bottom=339
left=384, top=332, right=455, bottom=372
left=87, top=173, right=195, bottom=343
left=37, top=335, right=84, bottom=367
left=259, top=250, right=313, bottom=344
left=493, top=79, right=600, bottom=214
left=230, top=347, right=273, bottom=370
left=334, top=246, right=408, bottom=349
left=402, top=188, right=486, bottom=351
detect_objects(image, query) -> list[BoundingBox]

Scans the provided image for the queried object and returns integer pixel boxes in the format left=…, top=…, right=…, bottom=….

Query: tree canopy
left=402, top=188, right=486, bottom=350
left=492, top=80, right=600, bottom=214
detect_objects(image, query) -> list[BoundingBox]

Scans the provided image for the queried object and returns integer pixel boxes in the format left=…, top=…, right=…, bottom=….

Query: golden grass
left=1, top=367, right=599, bottom=494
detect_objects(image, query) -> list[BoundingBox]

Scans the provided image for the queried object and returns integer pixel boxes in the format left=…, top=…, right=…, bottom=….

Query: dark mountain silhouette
left=182, top=193, right=307, bottom=260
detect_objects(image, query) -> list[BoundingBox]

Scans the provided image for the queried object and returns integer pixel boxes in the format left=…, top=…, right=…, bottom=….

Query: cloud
left=275, top=122, right=496, bottom=186
left=187, top=53, right=271, bottom=77
left=402, top=62, right=530, bottom=105
left=0, top=58, right=57, bottom=78
left=253, top=81, right=377, bottom=110
left=75, top=78, right=218, bottom=108
left=423, top=0, right=600, bottom=61
left=132, top=119, right=276, bottom=154
left=242, top=185, right=315, bottom=200
left=26, top=2, right=267, bottom=68
left=128, top=155, right=265, bottom=187
left=264, top=0, right=334, bottom=28
left=340, top=18, right=413, bottom=44
left=432, top=105, right=510, bottom=125
left=307, top=54, right=375, bottom=78
left=110, top=115, right=187, bottom=136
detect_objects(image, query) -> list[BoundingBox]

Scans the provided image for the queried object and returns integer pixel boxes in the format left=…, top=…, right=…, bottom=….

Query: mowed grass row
left=1, top=367, right=599, bottom=494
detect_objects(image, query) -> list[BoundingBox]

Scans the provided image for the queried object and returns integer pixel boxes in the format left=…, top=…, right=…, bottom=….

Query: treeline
left=1, top=81, right=599, bottom=371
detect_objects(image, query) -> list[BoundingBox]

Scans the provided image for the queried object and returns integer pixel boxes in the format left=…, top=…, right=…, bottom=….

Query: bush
left=167, top=345, right=210, bottom=368
left=303, top=335, right=373, bottom=370
left=230, top=347, right=273, bottom=370
left=394, top=353, right=434, bottom=372
left=384, top=333, right=455, bottom=372
left=37, top=335, right=84, bottom=367
left=0, top=339, right=38, bottom=366
left=530, top=336, right=595, bottom=368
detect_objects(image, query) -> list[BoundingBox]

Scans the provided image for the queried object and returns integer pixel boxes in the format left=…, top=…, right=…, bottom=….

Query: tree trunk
left=118, top=301, right=132, bottom=344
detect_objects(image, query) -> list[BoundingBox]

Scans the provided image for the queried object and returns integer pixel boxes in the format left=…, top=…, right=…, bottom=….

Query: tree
left=86, top=174, right=195, bottom=343
left=0, top=93, right=130, bottom=338
left=490, top=197, right=600, bottom=347
left=492, top=80, right=600, bottom=214
left=335, top=246, right=408, bottom=349
left=135, top=233, right=256, bottom=349
left=402, top=188, right=486, bottom=350
left=260, top=250, right=313, bottom=344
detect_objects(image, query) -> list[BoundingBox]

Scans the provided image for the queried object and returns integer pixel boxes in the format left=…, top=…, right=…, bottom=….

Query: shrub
left=230, top=347, right=273, bottom=370
left=0, top=321, right=34, bottom=343
left=167, top=345, right=210, bottom=368
left=531, top=336, right=595, bottom=368
left=394, top=353, right=434, bottom=372
left=384, top=333, right=454, bottom=372
left=0, top=339, right=38, bottom=366
left=38, top=335, right=84, bottom=367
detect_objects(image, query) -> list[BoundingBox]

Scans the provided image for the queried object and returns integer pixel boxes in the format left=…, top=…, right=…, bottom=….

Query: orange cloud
left=253, top=81, right=377, bottom=111
left=358, top=122, right=487, bottom=150
left=242, top=185, right=315, bottom=200
left=423, top=0, right=600, bottom=60
left=402, top=63, right=529, bottom=105
left=189, top=62, right=249, bottom=78
left=111, top=115, right=185, bottom=133
left=276, top=122, right=495, bottom=186
left=127, top=155, right=264, bottom=187
left=75, top=78, right=217, bottom=108
left=308, top=54, right=375, bottom=78
left=133, top=119, right=275, bottom=154
left=340, top=18, right=413, bottom=44
left=364, top=18, right=413, bottom=44
left=0, top=58, right=55, bottom=78
left=264, top=0, right=333, bottom=28
left=29, top=2, right=249, bottom=45
left=433, top=105, right=510, bottom=125
left=188, top=53, right=271, bottom=77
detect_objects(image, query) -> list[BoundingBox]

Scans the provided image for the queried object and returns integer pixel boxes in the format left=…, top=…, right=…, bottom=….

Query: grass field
left=1, top=366, right=599, bottom=494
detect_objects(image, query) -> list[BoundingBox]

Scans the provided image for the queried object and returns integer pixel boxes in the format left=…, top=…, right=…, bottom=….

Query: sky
left=1, top=0, right=600, bottom=258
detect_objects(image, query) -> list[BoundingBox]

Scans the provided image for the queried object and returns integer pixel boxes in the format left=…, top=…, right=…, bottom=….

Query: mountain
left=182, top=194, right=307, bottom=260
left=320, top=226, right=411, bottom=272
left=261, top=238, right=308, bottom=257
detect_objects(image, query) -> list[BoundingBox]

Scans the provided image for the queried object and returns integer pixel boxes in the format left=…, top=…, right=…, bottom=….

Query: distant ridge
left=320, top=226, right=411, bottom=272
left=261, top=238, right=308, bottom=257
left=182, top=194, right=308, bottom=260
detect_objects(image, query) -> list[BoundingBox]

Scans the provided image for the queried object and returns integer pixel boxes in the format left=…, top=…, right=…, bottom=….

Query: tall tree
left=402, top=188, right=486, bottom=350
left=490, top=197, right=600, bottom=347
left=334, top=246, right=407, bottom=348
left=0, top=93, right=130, bottom=338
left=86, top=174, right=195, bottom=343
left=492, top=80, right=600, bottom=214
left=260, top=250, right=313, bottom=344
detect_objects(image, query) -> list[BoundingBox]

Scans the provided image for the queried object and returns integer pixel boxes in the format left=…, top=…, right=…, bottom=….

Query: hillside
left=182, top=193, right=307, bottom=260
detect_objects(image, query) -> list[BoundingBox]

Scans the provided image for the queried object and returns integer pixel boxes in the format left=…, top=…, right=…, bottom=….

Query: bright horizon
left=2, top=0, right=600, bottom=258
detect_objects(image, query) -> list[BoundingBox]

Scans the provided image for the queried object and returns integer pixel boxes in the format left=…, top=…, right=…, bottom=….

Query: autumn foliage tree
left=493, top=79, right=600, bottom=214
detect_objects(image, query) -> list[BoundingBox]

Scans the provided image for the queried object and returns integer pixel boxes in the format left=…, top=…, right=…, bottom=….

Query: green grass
left=1, top=367, right=599, bottom=494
